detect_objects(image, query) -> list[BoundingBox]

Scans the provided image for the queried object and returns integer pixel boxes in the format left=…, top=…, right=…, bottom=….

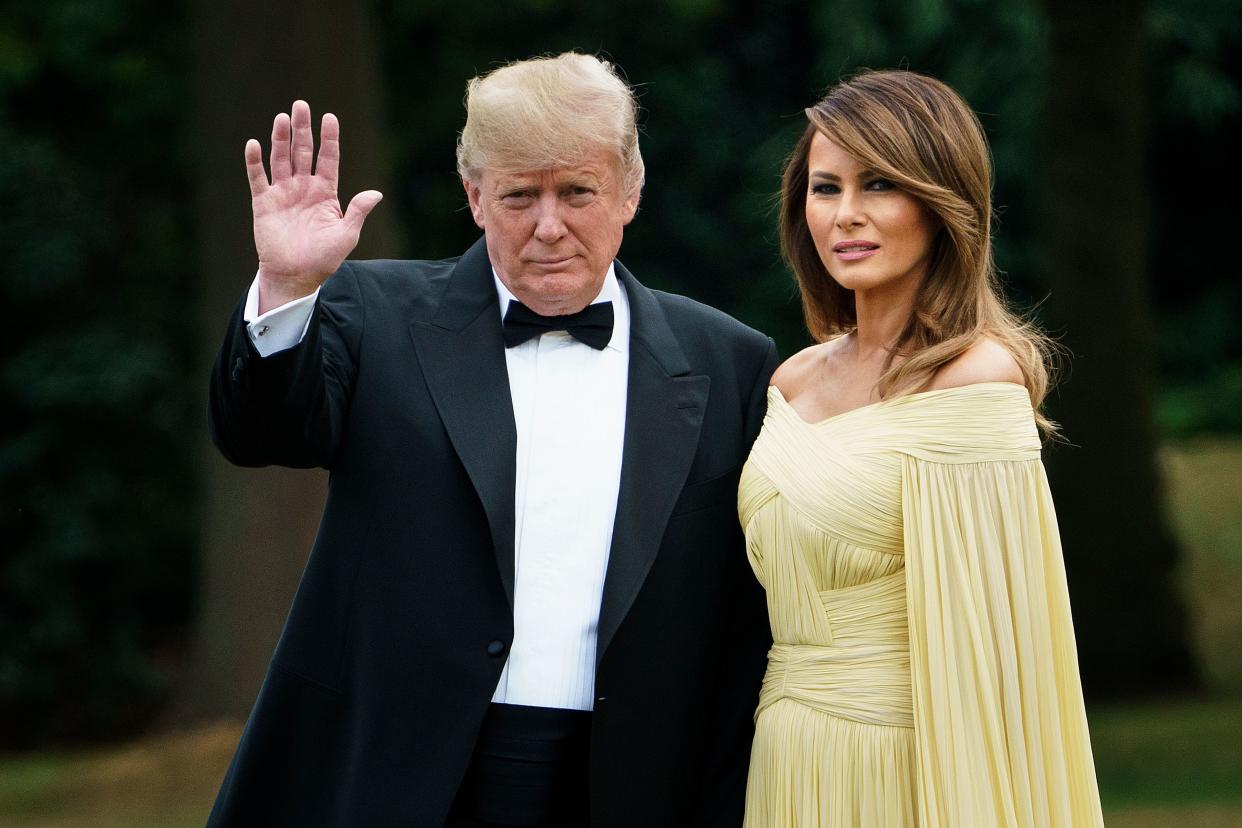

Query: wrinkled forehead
left=481, top=146, right=624, bottom=188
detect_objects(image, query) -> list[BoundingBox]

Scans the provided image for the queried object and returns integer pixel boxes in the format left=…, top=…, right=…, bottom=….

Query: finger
left=244, top=139, right=269, bottom=197
left=270, top=111, right=292, bottom=181
left=317, top=112, right=340, bottom=187
left=343, top=190, right=383, bottom=236
left=290, top=100, right=314, bottom=176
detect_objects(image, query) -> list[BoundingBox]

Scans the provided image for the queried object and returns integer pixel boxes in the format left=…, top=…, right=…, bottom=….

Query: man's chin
left=511, top=273, right=602, bottom=314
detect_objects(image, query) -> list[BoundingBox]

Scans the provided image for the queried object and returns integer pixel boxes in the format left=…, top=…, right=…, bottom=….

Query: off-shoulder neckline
left=768, top=381, right=1028, bottom=428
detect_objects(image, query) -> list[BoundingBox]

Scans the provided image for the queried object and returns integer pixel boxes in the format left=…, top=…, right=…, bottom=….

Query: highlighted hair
left=457, top=52, right=645, bottom=199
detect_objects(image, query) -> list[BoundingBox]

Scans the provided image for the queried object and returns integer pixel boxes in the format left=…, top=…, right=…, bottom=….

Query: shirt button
left=486, top=640, right=506, bottom=658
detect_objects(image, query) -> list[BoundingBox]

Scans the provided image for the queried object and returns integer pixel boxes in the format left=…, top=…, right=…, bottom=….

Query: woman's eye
left=866, top=178, right=896, bottom=191
left=810, top=183, right=840, bottom=196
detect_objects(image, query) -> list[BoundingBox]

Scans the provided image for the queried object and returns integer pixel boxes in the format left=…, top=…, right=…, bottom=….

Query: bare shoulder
left=928, top=336, right=1024, bottom=390
left=771, top=341, right=834, bottom=399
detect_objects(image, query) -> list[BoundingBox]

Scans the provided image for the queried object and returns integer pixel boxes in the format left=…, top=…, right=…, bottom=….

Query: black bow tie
left=502, top=301, right=614, bottom=350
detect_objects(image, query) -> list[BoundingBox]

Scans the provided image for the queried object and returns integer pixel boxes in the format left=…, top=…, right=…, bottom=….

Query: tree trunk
left=174, top=0, right=397, bottom=721
left=1040, top=0, right=1198, bottom=696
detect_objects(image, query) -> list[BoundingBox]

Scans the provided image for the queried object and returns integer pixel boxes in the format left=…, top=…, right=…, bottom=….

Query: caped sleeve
left=901, top=454, right=1104, bottom=826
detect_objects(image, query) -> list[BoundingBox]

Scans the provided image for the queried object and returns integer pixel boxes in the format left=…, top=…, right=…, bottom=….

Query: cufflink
left=257, top=325, right=270, bottom=337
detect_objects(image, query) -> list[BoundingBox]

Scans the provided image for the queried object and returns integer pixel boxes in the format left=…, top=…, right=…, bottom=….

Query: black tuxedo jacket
left=206, top=238, right=778, bottom=827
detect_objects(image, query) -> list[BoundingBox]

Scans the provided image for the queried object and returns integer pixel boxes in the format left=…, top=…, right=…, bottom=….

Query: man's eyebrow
left=558, top=170, right=603, bottom=183
left=496, top=181, right=534, bottom=193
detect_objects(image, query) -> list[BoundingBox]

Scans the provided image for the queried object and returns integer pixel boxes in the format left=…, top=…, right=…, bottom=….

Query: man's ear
left=621, top=190, right=641, bottom=225
left=463, top=178, right=486, bottom=229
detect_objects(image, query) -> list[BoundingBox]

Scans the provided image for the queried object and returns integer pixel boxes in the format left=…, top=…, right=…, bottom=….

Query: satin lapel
left=596, top=262, right=709, bottom=667
left=409, top=238, right=518, bottom=609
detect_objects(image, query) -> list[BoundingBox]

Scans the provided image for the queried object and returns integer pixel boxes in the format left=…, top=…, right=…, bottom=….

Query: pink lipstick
left=832, top=240, right=880, bottom=261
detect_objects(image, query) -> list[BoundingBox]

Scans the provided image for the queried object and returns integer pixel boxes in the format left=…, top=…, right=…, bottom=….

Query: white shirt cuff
left=243, top=274, right=320, bottom=358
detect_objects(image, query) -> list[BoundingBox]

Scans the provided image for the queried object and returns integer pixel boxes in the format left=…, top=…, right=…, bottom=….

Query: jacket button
left=486, top=640, right=506, bottom=658
left=231, top=356, right=245, bottom=384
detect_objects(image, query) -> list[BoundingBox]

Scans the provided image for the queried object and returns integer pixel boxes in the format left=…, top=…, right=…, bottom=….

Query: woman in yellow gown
left=740, top=71, right=1104, bottom=826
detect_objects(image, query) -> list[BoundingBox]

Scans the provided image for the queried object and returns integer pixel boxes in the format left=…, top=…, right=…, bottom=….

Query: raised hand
left=245, top=100, right=383, bottom=313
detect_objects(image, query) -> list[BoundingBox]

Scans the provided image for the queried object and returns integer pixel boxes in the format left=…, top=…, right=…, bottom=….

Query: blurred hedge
left=1, top=0, right=197, bottom=746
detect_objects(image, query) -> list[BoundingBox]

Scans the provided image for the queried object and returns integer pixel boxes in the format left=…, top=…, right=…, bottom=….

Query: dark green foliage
left=1148, top=0, right=1242, bottom=435
left=0, top=0, right=196, bottom=747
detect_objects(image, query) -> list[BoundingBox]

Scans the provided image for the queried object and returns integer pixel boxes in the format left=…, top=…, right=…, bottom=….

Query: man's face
left=464, top=147, right=639, bottom=316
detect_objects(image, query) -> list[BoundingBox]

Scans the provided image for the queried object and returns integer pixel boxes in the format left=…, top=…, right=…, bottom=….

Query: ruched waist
left=757, top=641, right=913, bottom=728
left=757, top=572, right=913, bottom=728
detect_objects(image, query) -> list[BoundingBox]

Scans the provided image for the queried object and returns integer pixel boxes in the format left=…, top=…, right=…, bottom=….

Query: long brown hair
left=780, top=70, right=1058, bottom=434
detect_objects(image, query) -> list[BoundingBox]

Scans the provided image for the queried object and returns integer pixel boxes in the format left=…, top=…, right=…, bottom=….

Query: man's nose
left=533, top=196, right=568, bottom=243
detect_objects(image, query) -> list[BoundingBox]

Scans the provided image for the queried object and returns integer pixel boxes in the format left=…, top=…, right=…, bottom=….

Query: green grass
left=0, top=440, right=1240, bottom=827
left=0, top=756, right=71, bottom=815
left=0, top=723, right=240, bottom=828
left=1092, top=698, right=1242, bottom=807
left=1090, top=439, right=1242, bottom=827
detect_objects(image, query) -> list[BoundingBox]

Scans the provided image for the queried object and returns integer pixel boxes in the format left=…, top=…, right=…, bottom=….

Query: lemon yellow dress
left=739, top=382, right=1104, bottom=827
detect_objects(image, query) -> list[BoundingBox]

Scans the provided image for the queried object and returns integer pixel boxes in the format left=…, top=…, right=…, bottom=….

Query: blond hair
left=780, top=69, right=1059, bottom=435
left=457, top=52, right=645, bottom=198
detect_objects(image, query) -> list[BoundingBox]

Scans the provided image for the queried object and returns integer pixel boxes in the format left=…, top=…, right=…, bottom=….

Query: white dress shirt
left=243, top=267, right=630, bottom=711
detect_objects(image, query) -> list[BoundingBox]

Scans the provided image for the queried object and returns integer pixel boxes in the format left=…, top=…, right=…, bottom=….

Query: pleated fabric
left=739, top=382, right=1103, bottom=827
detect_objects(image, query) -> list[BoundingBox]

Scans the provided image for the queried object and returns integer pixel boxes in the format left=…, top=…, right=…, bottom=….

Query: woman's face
left=804, top=131, right=937, bottom=296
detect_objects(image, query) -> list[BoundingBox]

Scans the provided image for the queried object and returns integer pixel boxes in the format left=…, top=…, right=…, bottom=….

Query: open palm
left=246, top=100, right=382, bottom=311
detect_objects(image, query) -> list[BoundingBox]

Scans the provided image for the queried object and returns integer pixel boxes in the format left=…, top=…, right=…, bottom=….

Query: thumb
left=343, top=190, right=384, bottom=234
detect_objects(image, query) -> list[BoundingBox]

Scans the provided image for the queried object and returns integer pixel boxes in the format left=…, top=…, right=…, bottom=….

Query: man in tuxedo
left=207, top=53, right=777, bottom=827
